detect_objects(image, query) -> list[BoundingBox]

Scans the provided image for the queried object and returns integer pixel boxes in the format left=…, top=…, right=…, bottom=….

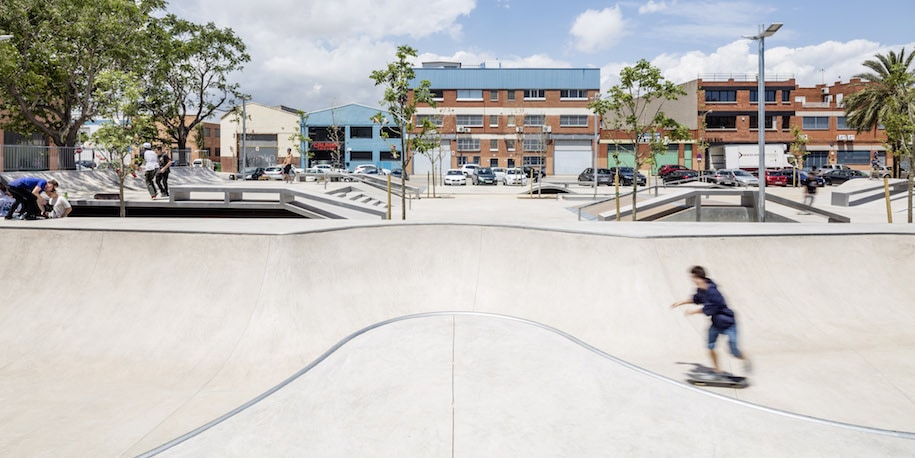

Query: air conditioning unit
left=800, top=134, right=808, bottom=141
left=821, top=87, right=829, bottom=94
left=847, top=134, right=855, bottom=141
left=837, top=135, right=847, bottom=141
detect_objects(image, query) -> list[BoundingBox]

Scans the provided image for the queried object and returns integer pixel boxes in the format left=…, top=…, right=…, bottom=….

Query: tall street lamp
left=745, top=22, right=782, bottom=222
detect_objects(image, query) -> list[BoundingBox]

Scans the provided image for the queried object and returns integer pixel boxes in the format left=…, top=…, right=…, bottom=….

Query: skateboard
left=685, top=371, right=749, bottom=388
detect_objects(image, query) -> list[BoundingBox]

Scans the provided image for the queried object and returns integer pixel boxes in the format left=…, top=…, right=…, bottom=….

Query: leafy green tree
left=0, top=0, right=163, bottom=146
left=589, top=59, right=687, bottom=220
left=143, top=14, right=249, bottom=151
left=90, top=70, right=156, bottom=217
left=844, top=48, right=915, bottom=222
left=370, top=45, right=435, bottom=220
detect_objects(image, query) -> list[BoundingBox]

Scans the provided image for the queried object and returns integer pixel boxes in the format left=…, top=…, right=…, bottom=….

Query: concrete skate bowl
left=0, top=224, right=913, bottom=456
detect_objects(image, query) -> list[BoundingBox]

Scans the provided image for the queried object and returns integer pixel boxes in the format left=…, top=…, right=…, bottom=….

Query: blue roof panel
left=412, top=68, right=600, bottom=90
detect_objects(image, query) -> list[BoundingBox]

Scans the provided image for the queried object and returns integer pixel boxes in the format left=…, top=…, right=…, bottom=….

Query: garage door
left=553, top=140, right=593, bottom=175
left=412, top=143, right=452, bottom=177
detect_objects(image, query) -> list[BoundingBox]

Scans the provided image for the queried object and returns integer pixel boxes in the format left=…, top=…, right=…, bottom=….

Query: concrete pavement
left=0, top=177, right=914, bottom=456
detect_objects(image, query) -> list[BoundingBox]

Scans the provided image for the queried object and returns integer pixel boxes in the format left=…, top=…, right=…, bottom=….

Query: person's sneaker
left=744, top=359, right=753, bottom=374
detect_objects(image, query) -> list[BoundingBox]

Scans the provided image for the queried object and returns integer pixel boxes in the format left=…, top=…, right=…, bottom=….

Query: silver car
left=717, top=169, right=759, bottom=187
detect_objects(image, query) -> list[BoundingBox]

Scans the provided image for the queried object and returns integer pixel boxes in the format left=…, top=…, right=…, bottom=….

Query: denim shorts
left=708, top=324, right=742, bottom=358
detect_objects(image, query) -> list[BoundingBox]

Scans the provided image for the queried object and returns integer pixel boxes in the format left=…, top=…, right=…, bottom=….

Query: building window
left=489, top=139, right=498, bottom=151
left=705, top=90, right=737, bottom=102
left=836, top=150, right=873, bottom=164
left=350, top=126, right=373, bottom=138
left=350, top=151, right=373, bottom=160
left=749, top=89, right=776, bottom=103
left=524, top=114, right=545, bottom=126
left=430, top=89, right=444, bottom=100
left=457, top=89, right=483, bottom=100
left=490, top=90, right=498, bottom=102
left=456, top=114, right=484, bottom=127
left=836, top=116, right=849, bottom=130
left=523, top=136, right=545, bottom=152
left=505, top=139, right=515, bottom=151
left=381, top=126, right=402, bottom=138
left=560, top=89, right=587, bottom=99
left=748, top=115, right=775, bottom=130
left=523, top=89, right=545, bottom=100
left=507, top=115, right=516, bottom=127
left=204, top=127, right=211, bottom=137
left=490, top=157, right=498, bottom=167
left=560, top=115, right=588, bottom=127
left=802, top=116, right=829, bottom=130
left=507, top=90, right=516, bottom=102
left=380, top=149, right=398, bottom=160
left=215, top=129, right=220, bottom=137
left=457, top=137, right=480, bottom=151
left=416, top=115, right=443, bottom=127
left=523, top=156, right=545, bottom=166
left=706, top=115, right=736, bottom=130
left=489, top=115, right=499, bottom=127
left=782, top=90, right=791, bottom=103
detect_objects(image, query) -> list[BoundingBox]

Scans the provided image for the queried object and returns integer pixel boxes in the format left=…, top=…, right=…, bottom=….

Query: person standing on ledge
left=671, top=265, right=752, bottom=375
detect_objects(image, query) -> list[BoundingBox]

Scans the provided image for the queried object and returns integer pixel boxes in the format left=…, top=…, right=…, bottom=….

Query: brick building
left=411, top=63, right=600, bottom=175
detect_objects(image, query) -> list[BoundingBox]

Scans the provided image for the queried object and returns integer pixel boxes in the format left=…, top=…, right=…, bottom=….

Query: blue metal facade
left=302, top=103, right=402, bottom=170
left=412, top=68, right=600, bottom=90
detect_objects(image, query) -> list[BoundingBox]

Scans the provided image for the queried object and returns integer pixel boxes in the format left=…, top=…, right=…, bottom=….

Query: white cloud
left=569, top=7, right=626, bottom=53
left=638, top=0, right=670, bottom=14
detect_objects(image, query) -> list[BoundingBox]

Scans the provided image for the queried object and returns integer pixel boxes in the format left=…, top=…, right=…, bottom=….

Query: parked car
left=241, top=167, right=265, bottom=180
left=662, top=169, right=698, bottom=184
left=821, top=169, right=868, bottom=185
left=75, top=160, right=97, bottom=170
left=815, top=164, right=852, bottom=175
left=491, top=167, right=507, bottom=182
left=262, top=166, right=286, bottom=180
left=444, top=169, right=467, bottom=185
left=521, top=165, right=546, bottom=181
left=472, top=167, right=497, bottom=185
left=502, top=168, right=529, bottom=186
left=658, top=164, right=688, bottom=177
left=764, top=170, right=787, bottom=187
left=875, top=166, right=892, bottom=178
left=390, top=168, right=409, bottom=180
left=460, top=163, right=481, bottom=177
left=301, top=167, right=327, bottom=181
left=774, top=169, right=824, bottom=187
left=577, top=168, right=615, bottom=186
left=713, top=169, right=759, bottom=187
left=608, top=167, right=647, bottom=186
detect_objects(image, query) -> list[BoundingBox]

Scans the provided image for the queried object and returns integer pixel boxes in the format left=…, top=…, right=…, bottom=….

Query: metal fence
left=0, top=145, right=195, bottom=172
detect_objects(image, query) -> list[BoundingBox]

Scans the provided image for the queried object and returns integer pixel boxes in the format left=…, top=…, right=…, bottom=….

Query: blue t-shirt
left=9, top=177, right=47, bottom=191
left=693, top=279, right=736, bottom=330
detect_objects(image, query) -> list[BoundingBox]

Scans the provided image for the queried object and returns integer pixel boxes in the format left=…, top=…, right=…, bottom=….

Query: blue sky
left=170, top=0, right=915, bottom=111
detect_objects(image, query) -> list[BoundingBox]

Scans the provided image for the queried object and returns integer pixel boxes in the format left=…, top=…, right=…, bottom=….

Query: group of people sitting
left=1, top=176, right=70, bottom=220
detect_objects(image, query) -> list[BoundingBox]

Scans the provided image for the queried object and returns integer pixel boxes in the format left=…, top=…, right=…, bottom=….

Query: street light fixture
left=745, top=22, right=782, bottom=222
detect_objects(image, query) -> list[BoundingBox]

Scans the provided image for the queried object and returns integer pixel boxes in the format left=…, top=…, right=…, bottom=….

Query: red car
left=658, top=164, right=688, bottom=177
left=764, top=170, right=787, bottom=186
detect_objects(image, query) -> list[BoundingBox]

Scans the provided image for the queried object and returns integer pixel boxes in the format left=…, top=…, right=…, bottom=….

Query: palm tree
left=844, top=48, right=915, bottom=222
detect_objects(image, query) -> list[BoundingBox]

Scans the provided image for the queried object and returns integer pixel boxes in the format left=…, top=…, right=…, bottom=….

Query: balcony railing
left=698, top=73, right=795, bottom=82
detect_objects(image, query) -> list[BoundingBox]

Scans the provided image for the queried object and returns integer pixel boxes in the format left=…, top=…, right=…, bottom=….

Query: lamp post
left=746, top=22, right=782, bottom=222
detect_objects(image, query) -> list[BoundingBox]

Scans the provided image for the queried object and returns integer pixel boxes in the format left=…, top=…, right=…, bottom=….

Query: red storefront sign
left=311, top=141, right=340, bottom=151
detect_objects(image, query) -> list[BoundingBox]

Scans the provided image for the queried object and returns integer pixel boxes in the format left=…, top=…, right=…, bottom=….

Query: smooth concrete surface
left=1, top=219, right=914, bottom=456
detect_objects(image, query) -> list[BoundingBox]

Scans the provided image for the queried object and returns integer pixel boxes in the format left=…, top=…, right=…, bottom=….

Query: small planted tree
left=590, top=59, right=687, bottom=220
left=788, top=125, right=809, bottom=186
left=370, top=44, right=435, bottom=220
left=90, top=70, right=156, bottom=217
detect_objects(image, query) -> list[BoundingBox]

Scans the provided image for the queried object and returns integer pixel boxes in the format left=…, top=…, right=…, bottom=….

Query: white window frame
left=456, top=114, right=484, bottom=127
left=489, top=139, right=499, bottom=151
left=559, top=114, right=588, bottom=127
left=523, top=89, right=545, bottom=100
left=560, top=89, right=587, bottom=100
left=489, top=115, right=499, bottom=127
left=456, top=89, right=483, bottom=101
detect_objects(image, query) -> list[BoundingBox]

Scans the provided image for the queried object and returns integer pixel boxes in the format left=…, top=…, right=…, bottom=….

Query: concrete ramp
left=0, top=223, right=913, bottom=456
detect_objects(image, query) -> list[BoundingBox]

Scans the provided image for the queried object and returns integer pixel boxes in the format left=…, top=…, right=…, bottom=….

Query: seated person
left=44, top=188, right=71, bottom=218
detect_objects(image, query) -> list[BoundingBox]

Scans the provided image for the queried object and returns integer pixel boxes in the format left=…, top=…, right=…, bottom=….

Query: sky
left=166, top=0, right=915, bottom=113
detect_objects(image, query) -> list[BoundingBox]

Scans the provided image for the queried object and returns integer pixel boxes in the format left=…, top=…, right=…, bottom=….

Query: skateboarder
left=671, top=266, right=752, bottom=375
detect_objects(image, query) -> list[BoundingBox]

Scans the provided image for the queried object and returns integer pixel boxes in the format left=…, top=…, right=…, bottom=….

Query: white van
left=460, top=163, right=480, bottom=177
